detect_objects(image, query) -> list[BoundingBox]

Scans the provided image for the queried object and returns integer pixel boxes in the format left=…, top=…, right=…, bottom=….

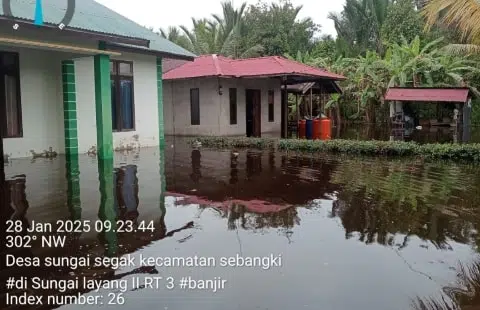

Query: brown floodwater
left=2, top=137, right=480, bottom=310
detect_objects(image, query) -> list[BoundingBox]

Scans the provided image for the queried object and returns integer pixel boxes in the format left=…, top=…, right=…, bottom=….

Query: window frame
left=0, top=52, right=22, bottom=139
left=190, top=88, right=200, bottom=125
left=268, top=90, right=274, bottom=122
left=229, top=88, right=237, bottom=125
left=110, top=60, right=135, bottom=132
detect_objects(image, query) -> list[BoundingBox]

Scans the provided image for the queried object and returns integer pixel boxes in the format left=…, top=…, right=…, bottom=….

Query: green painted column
left=66, top=157, right=81, bottom=221
left=156, top=57, right=165, bottom=149
left=62, top=60, right=82, bottom=221
left=62, top=60, right=79, bottom=156
left=97, top=158, right=118, bottom=256
left=94, top=48, right=113, bottom=160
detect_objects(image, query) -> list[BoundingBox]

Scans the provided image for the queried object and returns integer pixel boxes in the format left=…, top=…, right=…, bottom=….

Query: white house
left=163, top=54, right=345, bottom=138
left=0, top=0, right=194, bottom=160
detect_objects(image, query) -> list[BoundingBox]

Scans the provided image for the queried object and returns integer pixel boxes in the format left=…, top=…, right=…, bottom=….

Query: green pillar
left=62, top=60, right=79, bottom=156
left=156, top=57, right=165, bottom=148
left=94, top=48, right=113, bottom=160
left=97, top=158, right=118, bottom=256
left=66, top=157, right=81, bottom=221
left=62, top=60, right=82, bottom=221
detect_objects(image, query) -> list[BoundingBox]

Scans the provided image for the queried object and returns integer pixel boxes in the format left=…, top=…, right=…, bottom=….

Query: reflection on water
left=2, top=138, right=480, bottom=309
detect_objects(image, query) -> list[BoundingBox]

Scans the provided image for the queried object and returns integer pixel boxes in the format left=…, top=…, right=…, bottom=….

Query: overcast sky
left=95, top=0, right=345, bottom=37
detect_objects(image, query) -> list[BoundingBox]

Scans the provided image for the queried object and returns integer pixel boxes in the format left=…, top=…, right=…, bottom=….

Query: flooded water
left=2, top=137, right=480, bottom=310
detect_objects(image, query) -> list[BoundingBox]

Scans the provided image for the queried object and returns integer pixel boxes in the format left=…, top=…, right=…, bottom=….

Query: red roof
left=385, top=88, right=470, bottom=103
left=163, top=54, right=345, bottom=81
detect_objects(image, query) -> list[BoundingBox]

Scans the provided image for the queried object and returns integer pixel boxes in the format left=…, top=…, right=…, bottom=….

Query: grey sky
left=95, top=0, right=345, bottom=37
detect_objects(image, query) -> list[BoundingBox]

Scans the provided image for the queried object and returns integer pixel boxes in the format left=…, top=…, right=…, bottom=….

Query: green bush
left=190, top=136, right=480, bottom=162
left=189, top=137, right=276, bottom=149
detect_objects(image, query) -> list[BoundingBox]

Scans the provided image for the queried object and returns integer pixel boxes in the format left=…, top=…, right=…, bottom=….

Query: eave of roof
left=0, top=0, right=196, bottom=60
left=385, top=87, right=471, bottom=103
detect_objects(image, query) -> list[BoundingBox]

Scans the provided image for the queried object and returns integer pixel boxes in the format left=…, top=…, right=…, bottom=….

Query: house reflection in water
left=0, top=151, right=195, bottom=308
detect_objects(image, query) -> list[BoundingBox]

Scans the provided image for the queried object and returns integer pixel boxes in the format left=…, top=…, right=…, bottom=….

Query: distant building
left=163, top=54, right=345, bottom=137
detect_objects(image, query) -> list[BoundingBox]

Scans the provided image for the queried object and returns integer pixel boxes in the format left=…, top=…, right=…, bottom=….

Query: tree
left=422, top=0, right=480, bottom=55
left=311, top=35, right=338, bottom=61
left=164, top=1, right=263, bottom=58
left=243, top=0, right=320, bottom=56
left=212, top=1, right=264, bottom=58
left=329, top=0, right=392, bottom=56
left=381, top=0, right=423, bottom=46
left=159, top=26, right=191, bottom=51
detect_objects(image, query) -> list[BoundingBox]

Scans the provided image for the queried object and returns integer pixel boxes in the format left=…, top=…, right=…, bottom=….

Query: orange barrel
left=312, top=118, right=321, bottom=140
left=320, top=118, right=332, bottom=140
left=298, top=120, right=306, bottom=139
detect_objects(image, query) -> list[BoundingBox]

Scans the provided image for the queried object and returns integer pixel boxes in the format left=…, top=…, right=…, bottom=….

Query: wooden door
left=252, top=90, right=261, bottom=137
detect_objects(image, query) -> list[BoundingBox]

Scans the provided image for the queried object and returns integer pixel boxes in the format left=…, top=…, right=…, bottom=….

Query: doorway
left=246, top=89, right=261, bottom=137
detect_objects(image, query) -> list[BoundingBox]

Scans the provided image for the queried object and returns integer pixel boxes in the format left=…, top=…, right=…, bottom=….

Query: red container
left=312, top=119, right=321, bottom=140
left=320, top=118, right=332, bottom=140
left=298, top=120, right=306, bottom=139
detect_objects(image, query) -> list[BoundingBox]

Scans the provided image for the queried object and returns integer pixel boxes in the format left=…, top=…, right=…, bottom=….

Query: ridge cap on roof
left=212, top=54, right=223, bottom=76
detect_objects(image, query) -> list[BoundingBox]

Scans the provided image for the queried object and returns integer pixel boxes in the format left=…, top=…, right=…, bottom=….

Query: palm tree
left=177, top=1, right=263, bottom=58
left=422, top=0, right=480, bottom=55
left=328, top=0, right=392, bottom=56
left=159, top=26, right=191, bottom=51
left=212, top=1, right=264, bottom=58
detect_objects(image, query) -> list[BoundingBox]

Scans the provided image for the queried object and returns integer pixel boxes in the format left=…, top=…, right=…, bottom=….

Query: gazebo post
left=282, top=77, right=288, bottom=139
left=295, top=93, right=299, bottom=138
left=463, top=98, right=472, bottom=142
left=310, top=87, right=313, bottom=117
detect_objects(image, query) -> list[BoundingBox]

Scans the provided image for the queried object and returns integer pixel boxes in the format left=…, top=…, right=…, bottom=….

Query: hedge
left=190, top=137, right=480, bottom=162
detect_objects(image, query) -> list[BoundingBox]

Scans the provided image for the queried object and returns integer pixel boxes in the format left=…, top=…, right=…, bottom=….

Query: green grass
left=190, top=136, right=480, bottom=162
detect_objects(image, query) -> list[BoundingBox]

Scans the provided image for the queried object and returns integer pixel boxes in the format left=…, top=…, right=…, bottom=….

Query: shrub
left=190, top=137, right=480, bottom=162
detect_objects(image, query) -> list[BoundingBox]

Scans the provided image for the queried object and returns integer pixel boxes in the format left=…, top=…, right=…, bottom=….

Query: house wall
left=1, top=45, right=65, bottom=158
left=76, top=52, right=159, bottom=153
left=163, top=77, right=282, bottom=136
left=1, top=44, right=159, bottom=158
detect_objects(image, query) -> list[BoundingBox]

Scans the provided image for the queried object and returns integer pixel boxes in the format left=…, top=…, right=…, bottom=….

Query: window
left=111, top=60, right=134, bottom=131
left=229, top=88, right=237, bottom=125
left=190, top=88, right=200, bottom=125
left=268, top=90, right=274, bottom=122
left=0, top=52, right=22, bottom=138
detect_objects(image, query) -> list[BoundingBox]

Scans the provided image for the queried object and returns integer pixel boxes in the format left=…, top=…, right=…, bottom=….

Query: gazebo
left=385, top=87, right=472, bottom=128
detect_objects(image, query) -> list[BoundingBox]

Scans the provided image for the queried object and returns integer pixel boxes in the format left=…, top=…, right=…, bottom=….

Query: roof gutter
left=0, top=17, right=150, bottom=47
left=103, top=42, right=195, bottom=61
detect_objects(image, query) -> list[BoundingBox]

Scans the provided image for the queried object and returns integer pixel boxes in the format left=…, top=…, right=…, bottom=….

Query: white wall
left=2, top=46, right=65, bottom=158
left=76, top=52, right=159, bottom=153
left=164, top=77, right=282, bottom=136
left=2, top=45, right=160, bottom=158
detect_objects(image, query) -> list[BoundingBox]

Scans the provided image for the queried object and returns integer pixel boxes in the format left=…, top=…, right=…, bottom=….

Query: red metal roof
left=163, top=54, right=345, bottom=81
left=385, top=88, right=470, bottom=103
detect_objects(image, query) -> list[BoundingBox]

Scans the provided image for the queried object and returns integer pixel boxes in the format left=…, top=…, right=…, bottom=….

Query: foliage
left=163, top=0, right=319, bottom=58
left=160, top=1, right=263, bottom=58
left=422, top=0, right=480, bottom=55
left=191, top=136, right=480, bottom=161
left=243, top=0, right=320, bottom=56
left=329, top=0, right=392, bottom=56
left=305, top=36, right=480, bottom=122
left=381, top=0, right=423, bottom=46
left=311, top=35, right=338, bottom=61
left=190, top=137, right=277, bottom=149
